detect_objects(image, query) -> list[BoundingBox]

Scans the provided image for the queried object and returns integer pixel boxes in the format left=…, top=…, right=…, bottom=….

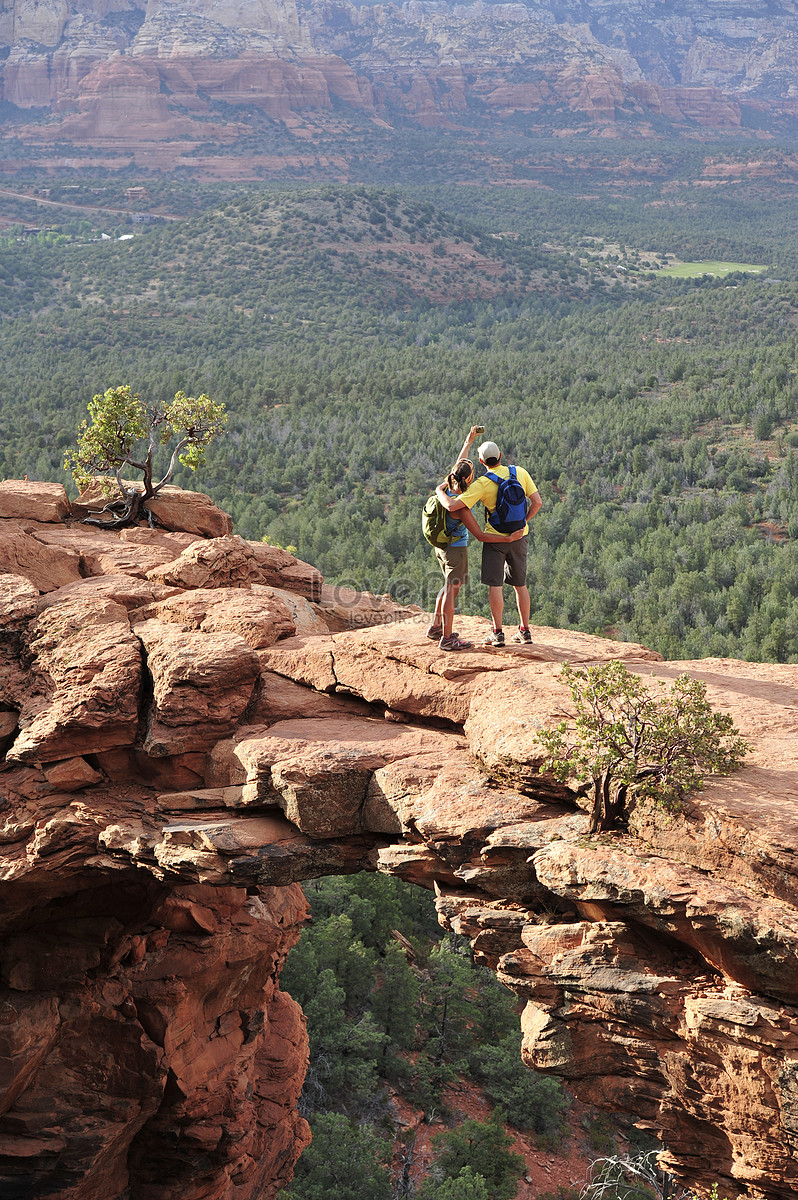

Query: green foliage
left=64, top=383, right=226, bottom=498
left=303, top=873, right=441, bottom=952
left=420, top=1166, right=491, bottom=1200
left=582, top=1110, right=621, bottom=1155
left=536, top=660, right=751, bottom=831
left=280, top=1112, right=392, bottom=1200
left=5, top=174, right=798, bottom=661
left=370, top=941, right=420, bottom=1055
left=410, top=942, right=480, bottom=1111
left=280, top=915, right=385, bottom=1115
left=65, top=384, right=149, bottom=494
left=277, top=875, right=577, bottom=1193
left=420, top=1114, right=525, bottom=1200
left=299, top=968, right=386, bottom=1116
left=470, top=1031, right=569, bottom=1139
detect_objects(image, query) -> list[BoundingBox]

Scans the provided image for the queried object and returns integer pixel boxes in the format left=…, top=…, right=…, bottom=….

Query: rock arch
left=1, top=483, right=797, bottom=1200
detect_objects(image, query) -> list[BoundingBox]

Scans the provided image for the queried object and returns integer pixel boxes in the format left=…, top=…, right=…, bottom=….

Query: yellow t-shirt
left=457, top=464, right=537, bottom=538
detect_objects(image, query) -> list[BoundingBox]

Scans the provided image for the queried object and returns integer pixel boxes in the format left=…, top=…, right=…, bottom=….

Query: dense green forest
left=2, top=147, right=798, bottom=662
left=2, top=145, right=791, bottom=1195
left=274, top=873, right=623, bottom=1200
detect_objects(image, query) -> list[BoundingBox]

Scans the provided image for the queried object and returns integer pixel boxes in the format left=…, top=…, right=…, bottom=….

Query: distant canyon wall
left=2, top=0, right=798, bottom=149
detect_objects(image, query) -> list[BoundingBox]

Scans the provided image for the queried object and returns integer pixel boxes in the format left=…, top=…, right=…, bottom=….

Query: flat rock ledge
left=1, top=482, right=797, bottom=1200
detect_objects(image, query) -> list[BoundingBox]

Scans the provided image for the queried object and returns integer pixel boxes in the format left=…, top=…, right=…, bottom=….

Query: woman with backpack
left=426, top=428, right=522, bottom=652
left=435, top=439, right=541, bottom=648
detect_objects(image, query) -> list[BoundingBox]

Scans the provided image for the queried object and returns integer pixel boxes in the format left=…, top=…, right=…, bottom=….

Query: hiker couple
left=427, top=425, right=542, bottom=651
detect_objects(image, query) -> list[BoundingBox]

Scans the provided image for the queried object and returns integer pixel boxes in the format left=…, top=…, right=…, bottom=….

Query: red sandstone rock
left=3, top=480, right=798, bottom=1200
left=71, top=480, right=233, bottom=537
left=134, top=618, right=260, bottom=756
left=0, top=480, right=69, bottom=522
left=247, top=669, right=373, bottom=725
left=229, top=715, right=466, bottom=837
left=32, top=523, right=180, bottom=576
left=247, top=543, right=323, bottom=601
left=312, top=583, right=421, bottom=632
left=254, top=584, right=330, bottom=637
left=8, top=595, right=142, bottom=763
left=36, top=574, right=181, bottom=611
left=0, top=521, right=82, bottom=592
left=147, top=535, right=322, bottom=601
left=42, top=756, right=104, bottom=791
left=132, top=586, right=297, bottom=649
left=464, top=640, right=662, bottom=791
left=0, top=573, right=39, bottom=623
left=261, top=619, right=506, bottom=722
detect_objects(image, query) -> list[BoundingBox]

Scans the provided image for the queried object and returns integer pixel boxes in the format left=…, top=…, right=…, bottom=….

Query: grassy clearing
left=655, top=260, right=768, bottom=278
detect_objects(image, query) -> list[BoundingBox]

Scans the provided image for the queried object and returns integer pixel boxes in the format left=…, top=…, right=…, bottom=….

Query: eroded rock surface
left=2, top=482, right=798, bottom=1200
left=2, top=0, right=798, bottom=159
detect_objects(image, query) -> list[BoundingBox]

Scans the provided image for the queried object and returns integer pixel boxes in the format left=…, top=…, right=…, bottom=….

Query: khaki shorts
left=435, top=544, right=469, bottom=585
left=481, top=537, right=528, bottom=587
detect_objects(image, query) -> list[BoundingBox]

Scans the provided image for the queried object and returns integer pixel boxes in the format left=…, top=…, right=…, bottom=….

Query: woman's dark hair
left=447, top=459, right=473, bottom=492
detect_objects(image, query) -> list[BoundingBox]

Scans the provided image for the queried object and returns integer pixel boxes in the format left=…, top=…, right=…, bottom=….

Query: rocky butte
left=1, top=478, right=798, bottom=1200
left=2, top=0, right=798, bottom=163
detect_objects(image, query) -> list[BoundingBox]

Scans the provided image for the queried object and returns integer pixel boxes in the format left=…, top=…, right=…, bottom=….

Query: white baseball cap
left=478, top=441, right=501, bottom=461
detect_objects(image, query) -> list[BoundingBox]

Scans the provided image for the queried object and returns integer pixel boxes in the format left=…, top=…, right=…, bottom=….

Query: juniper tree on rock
left=65, top=384, right=226, bottom=528
left=536, top=660, right=750, bottom=834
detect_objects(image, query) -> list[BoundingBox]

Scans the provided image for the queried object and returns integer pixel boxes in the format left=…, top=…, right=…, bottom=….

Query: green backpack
left=422, top=493, right=452, bottom=547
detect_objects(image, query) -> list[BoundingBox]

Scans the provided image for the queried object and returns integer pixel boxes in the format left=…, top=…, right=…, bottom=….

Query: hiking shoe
left=512, top=627, right=532, bottom=644
left=439, top=635, right=473, bottom=651
left=427, top=624, right=458, bottom=640
left=482, top=629, right=505, bottom=647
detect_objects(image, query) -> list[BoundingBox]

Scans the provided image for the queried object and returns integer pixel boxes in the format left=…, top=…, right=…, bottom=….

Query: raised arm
left=452, top=425, right=481, bottom=470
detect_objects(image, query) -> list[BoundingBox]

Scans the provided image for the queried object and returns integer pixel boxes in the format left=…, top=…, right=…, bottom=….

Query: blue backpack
left=485, top=466, right=527, bottom=533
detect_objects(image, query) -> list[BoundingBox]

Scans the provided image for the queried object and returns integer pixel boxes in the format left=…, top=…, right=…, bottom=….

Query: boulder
left=8, top=596, right=142, bottom=764
left=134, top=619, right=261, bottom=756
left=0, top=481, right=69, bottom=523
left=132, top=587, right=296, bottom=649
left=253, top=584, right=330, bottom=637
left=229, top=716, right=466, bottom=837
left=247, top=543, right=323, bottom=601
left=146, top=536, right=305, bottom=592
left=0, top=522, right=82, bottom=593
left=42, top=757, right=104, bottom=792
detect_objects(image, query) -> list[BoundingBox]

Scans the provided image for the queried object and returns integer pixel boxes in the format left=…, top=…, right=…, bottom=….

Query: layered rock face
left=2, top=478, right=798, bottom=1199
left=2, top=0, right=798, bottom=149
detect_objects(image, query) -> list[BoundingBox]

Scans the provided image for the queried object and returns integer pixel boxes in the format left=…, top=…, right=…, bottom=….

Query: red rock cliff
left=2, top=0, right=796, bottom=159
left=1, top=479, right=797, bottom=1200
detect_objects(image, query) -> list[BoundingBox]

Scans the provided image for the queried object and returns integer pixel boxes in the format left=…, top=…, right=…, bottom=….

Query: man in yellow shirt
left=436, top=439, right=541, bottom=647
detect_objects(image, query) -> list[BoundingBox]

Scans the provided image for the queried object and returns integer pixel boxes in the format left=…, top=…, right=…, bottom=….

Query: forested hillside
left=2, top=152, right=798, bottom=662
left=275, top=874, right=619, bottom=1200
